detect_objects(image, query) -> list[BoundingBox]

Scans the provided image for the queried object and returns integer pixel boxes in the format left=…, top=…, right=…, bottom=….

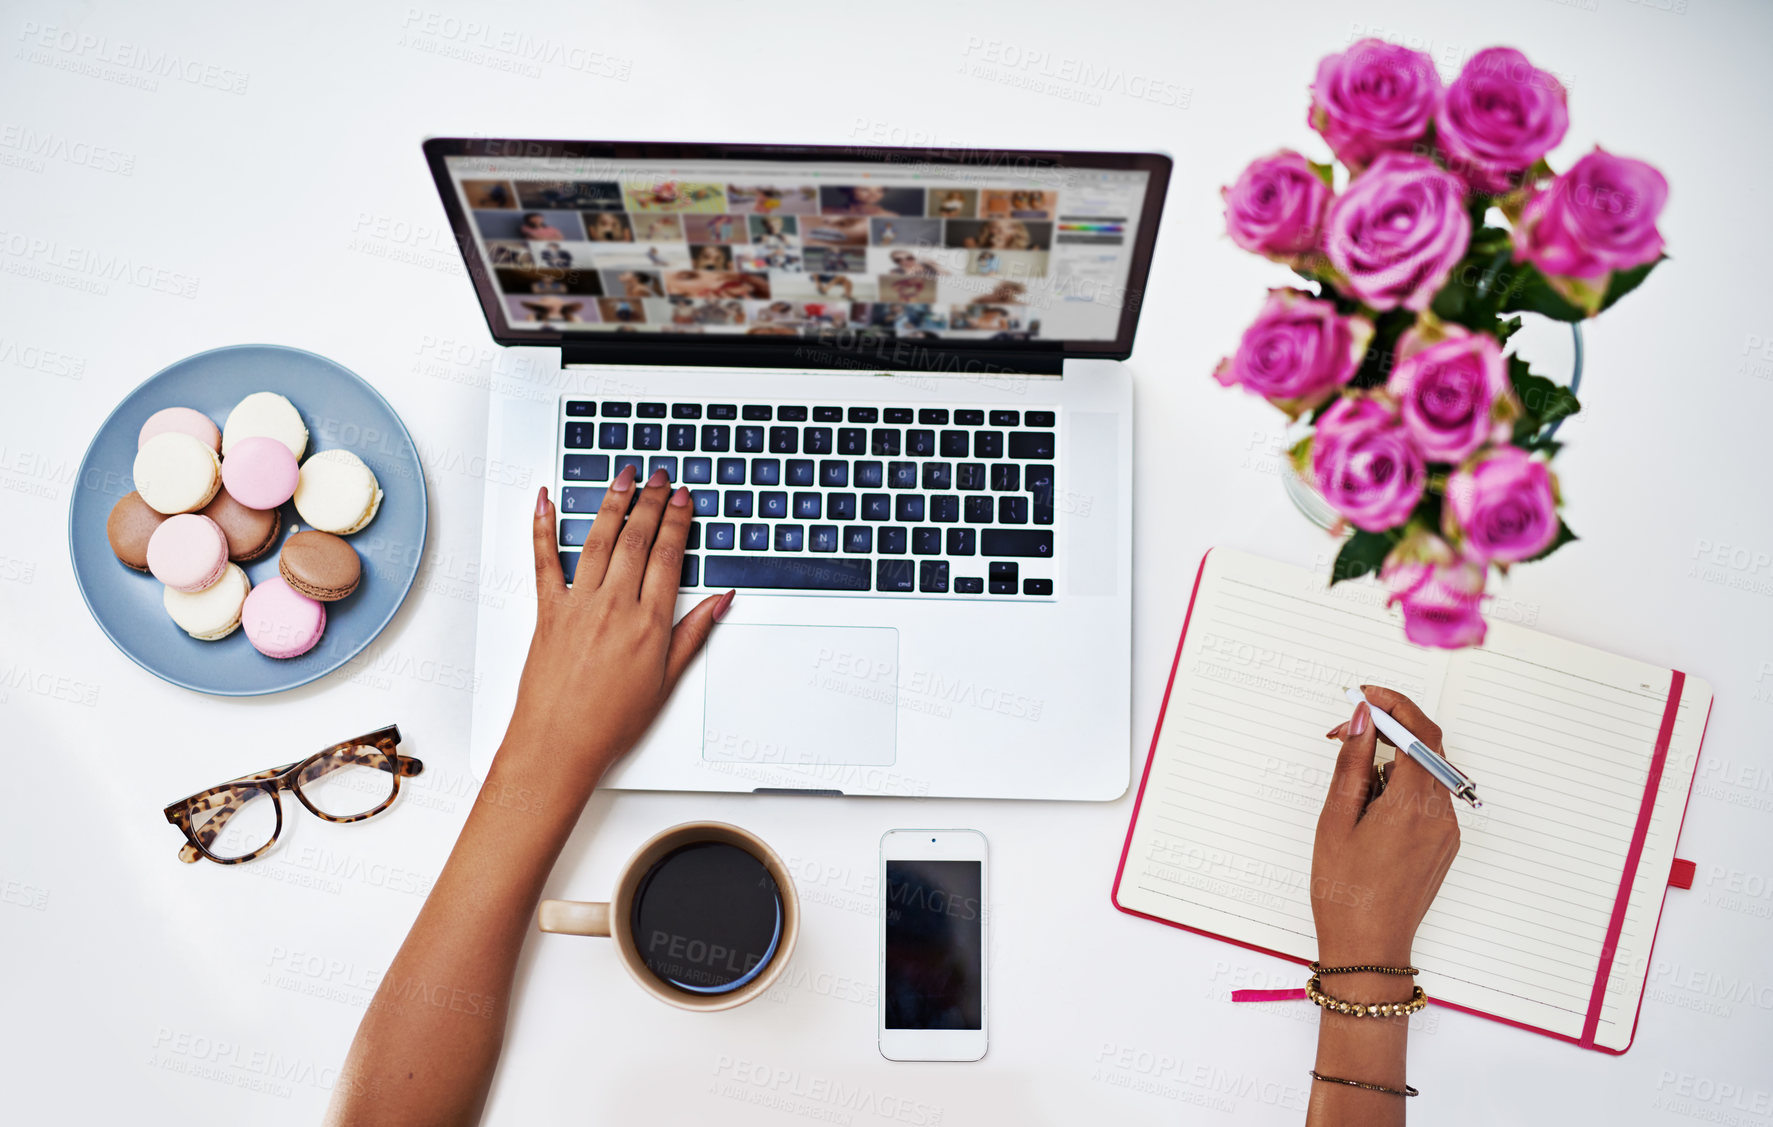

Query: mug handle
left=538, top=899, right=611, bottom=937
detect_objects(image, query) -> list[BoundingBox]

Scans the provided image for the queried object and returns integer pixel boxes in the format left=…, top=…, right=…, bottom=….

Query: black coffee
left=631, top=841, right=783, bottom=994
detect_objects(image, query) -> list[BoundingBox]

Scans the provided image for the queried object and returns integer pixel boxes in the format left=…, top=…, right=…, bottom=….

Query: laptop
left=425, top=137, right=1170, bottom=800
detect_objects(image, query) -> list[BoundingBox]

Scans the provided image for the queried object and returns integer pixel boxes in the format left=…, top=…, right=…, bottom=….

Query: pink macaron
left=139, top=407, right=221, bottom=452
left=144, top=514, right=231, bottom=593
left=241, top=576, right=327, bottom=659
left=221, top=435, right=300, bottom=510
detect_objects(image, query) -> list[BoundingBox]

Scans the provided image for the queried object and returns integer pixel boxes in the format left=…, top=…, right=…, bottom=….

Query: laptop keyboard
left=556, top=400, right=1058, bottom=598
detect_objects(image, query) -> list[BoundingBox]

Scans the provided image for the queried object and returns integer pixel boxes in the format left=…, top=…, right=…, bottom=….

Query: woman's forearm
left=1306, top=972, right=1412, bottom=1126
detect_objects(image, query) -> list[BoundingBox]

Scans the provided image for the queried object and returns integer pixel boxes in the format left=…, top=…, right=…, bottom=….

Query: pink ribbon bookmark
left=1232, top=988, right=1307, bottom=1003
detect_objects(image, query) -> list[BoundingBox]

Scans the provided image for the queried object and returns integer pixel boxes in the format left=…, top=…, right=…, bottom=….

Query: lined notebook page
left=1117, top=549, right=1699, bottom=1049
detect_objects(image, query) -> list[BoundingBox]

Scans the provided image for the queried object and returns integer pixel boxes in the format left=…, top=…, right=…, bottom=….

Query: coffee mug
left=538, top=821, right=800, bottom=1011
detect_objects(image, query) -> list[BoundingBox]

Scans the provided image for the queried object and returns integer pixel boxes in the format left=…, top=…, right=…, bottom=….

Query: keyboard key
left=876, top=559, right=915, bottom=591
left=786, top=459, right=815, bottom=486
left=907, top=429, right=935, bottom=456
left=743, top=405, right=773, bottom=421
left=991, top=464, right=1021, bottom=492
left=848, top=407, right=878, bottom=423
left=813, top=406, right=844, bottom=422
left=777, top=405, right=808, bottom=422
left=566, top=400, right=596, bottom=417
left=922, top=462, right=952, bottom=490
left=919, top=408, right=949, bottom=425
left=974, top=431, right=1003, bottom=458
left=648, top=456, right=677, bottom=482
left=957, top=463, right=987, bottom=490
left=565, top=422, right=596, bottom=449
left=685, top=522, right=700, bottom=550
left=598, top=422, right=629, bottom=449
left=939, top=430, right=969, bottom=457
left=1023, top=578, right=1053, bottom=595
left=759, top=491, right=787, bottom=519
left=667, top=424, right=696, bottom=451
left=819, top=460, right=849, bottom=487
left=862, top=493, right=891, bottom=521
left=810, top=524, right=839, bottom=552
left=608, top=455, right=641, bottom=483
left=931, top=495, right=959, bottom=522
left=871, top=429, right=901, bottom=456
left=708, top=403, right=737, bottom=420
left=741, top=523, right=769, bottom=550
left=954, top=409, right=984, bottom=425
left=955, top=576, right=983, bottom=594
left=888, top=461, right=918, bottom=489
left=559, top=518, right=592, bottom=547
left=563, top=454, right=608, bottom=481
left=725, top=491, right=753, bottom=518
left=884, top=407, right=914, bottom=424
left=638, top=402, right=667, bottom=418
left=946, top=528, right=976, bottom=556
left=701, top=424, right=731, bottom=452
left=705, top=556, right=873, bottom=591
left=912, top=528, right=942, bottom=555
left=919, top=560, right=950, bottom=593
left=964, top=497, right=994, bottom=523
left=793, top=492, right=822, bottom=519
left=981, top=529, right=1052, bottom=557
left=737, top=426, right=765, bottom=453
left=879, top=527, right=907, bottom=555
left=717, top=458, right=747, bottom=485
left=560, top=486, right=604, bottom=514
left=998, top=496, right=1028, bottom=523
left=681, top=554, right=699, bottom=586
left=672, top=403, right=702, bottom=419
left=684, top=457, right=712, bottom=484
left=691, top=490, right=719, bottom=517
left=706, top=522, right=735, bottom=550
left=1028, top=463, right=1054, bottom=524
left=990, top=410, right=1020, bottom=426
left=1009, top=431, right=1055, bottom=459
left=769, top=426, right=799, bottom=454
left=775, top=524, right=804, bottom=551
left=828, top=493, right=857, bottom=520
left=856, top=461, right=884, bottom=488
left=560, top=551, right=580, bottom=583
left=1025, top=410, right=1056, bottom=427
left=843, top=526, right=873, bottom=554
left=751, top=459, right=780, bottom=486
left=838, top=427, right=867, bottom=455
left=989, top=561, right=1019, bottom=594
left=601, top=401, right=632, bottom=417
left=896, top=495, right=925, bottom=522
left=804, top=428, right=832, bottom=455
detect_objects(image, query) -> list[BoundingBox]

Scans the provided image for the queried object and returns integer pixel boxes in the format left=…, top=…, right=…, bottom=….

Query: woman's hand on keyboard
left=507, top=466, right=734, bottom=788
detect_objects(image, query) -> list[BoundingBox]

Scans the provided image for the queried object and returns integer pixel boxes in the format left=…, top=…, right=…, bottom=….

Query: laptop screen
left=425, top=139, right=1169, bottom=366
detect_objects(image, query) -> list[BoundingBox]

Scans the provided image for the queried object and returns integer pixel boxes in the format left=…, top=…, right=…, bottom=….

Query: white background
left=4, top=0, right=1771, bottom=1122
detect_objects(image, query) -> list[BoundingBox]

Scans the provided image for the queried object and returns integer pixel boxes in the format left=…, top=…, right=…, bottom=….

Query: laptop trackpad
left=702, top=625, right=897, bottom=766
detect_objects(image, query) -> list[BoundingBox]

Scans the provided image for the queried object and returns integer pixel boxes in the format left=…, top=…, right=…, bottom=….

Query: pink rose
left=1515, top=147, right=1669, bottom=283
left=1386, top=328, right=1518, bottom=463
left=1309, top=40, right=1443, bottom=169
left=1325, top=153, right=1471, bottom=311
left=1214, top=290, right=1374, bottom=418
left=1223, top=150, right=1331, bottom=261
left=1383, top=532, right=1489, bottom=648
left=1444, top=447, right=1560, bottom=563
left=1436, top=48, right=1569, bottom=194
left=1311, top=395, right=1426, bottom=532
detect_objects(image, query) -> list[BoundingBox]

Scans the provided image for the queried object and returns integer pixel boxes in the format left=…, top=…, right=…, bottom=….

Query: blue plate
left=69, top=344, right=428, bottom=696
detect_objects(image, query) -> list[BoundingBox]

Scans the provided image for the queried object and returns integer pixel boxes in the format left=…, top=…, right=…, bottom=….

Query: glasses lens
left=189, top=786, right=278, bottom=861
left=297, top=744, right=397, bottom=818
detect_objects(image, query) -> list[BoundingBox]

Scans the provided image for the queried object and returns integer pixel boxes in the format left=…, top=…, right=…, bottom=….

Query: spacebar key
left=980, top=530, right=1053, bottom=557
left=703, top=556, right=873, bottom=590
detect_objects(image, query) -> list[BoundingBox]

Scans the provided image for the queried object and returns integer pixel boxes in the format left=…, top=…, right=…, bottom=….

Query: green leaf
left=1349, top=308, right=1415, bottom=390
left=1308, top=160, right=1335, bottom=189
left=1508, top=356, right=1580, bottom=442
left=1519, top=519, right=1577, bottom=564
left=1496, top=315, right=1522, bottom=344
left=1330, top=529, right=1395, bottom=586
left=1597, top=256, right=1664, bottom=314
left=1500, top=262, right=1586, bottom=322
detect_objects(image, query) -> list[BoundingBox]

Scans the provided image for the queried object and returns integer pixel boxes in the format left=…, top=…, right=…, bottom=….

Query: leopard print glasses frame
left=162, top=725, right=423, bottom=865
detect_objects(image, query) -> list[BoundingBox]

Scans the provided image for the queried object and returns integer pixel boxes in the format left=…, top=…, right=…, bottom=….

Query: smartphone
left=878, top=829, right=988, bottom=1062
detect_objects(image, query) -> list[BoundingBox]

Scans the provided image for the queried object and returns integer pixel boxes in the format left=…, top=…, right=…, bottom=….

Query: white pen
left=1344, top=688, right=1484, bottom=809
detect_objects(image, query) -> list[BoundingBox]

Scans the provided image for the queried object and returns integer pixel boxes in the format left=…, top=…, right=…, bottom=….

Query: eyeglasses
left=162, top=725, right=422, bottom=865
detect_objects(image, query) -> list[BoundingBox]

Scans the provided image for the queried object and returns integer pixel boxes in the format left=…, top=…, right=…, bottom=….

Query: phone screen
left=883, top=860, right=983, bottom=1030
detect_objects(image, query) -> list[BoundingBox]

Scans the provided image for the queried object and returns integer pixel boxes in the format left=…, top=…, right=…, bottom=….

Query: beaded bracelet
left=1309, top=961, right=1420, bottom=977
left=1306, top=975, right=1427, bottom=1018
left=1310, top=1070, right=1418, bottom=1097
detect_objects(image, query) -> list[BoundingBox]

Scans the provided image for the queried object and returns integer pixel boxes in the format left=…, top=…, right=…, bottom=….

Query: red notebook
left=1112, top=549, right=1713, bottom=1053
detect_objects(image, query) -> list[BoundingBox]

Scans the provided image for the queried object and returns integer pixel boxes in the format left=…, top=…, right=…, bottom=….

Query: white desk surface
left=5, top=0, right=1771, bottom=1121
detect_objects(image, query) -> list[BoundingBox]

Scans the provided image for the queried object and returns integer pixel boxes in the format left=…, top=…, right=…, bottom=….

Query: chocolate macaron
left=279, top=530, right=361, bottom=601
left=107, top=491, right=171, bottom=571
left=199, top=488, right=282, bottom=563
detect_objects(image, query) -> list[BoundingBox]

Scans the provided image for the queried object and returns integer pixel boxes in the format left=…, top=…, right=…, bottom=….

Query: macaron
left=145, top=514, right=230, bottom=593
left=198, top=488, right=282, bottom=563
left=242, top=576, right=326, bottom=659
left=106, top=491, right=170, bottom=571
left=163, top=563, right=251, bottom=641
left=133, top=432, right=223, bottom=515
left=279, top=530, right=362, bottom=601
left=223, top=391, right=308, bottom=460
left=293, top=449, right=383, bottom=534
left=221, top=435, right=299, bottom=510
left=138, top=407, right=221, bottom=452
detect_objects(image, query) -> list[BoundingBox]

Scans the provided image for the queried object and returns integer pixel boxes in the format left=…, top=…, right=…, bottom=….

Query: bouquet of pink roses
left=1214, top=41, right=1668, bottom=648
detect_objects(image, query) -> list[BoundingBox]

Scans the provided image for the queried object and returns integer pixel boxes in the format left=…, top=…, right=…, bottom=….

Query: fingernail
left=1350, top=702, right=1369, bottom=736
left=535, top=487, right=549, bottom=517
left=1324, top=723, right=1345, bottom=739
left=670, top=486, right=689, bottom=507
left=648, top=468, right=668, bottom=487
left=612, top=465, right=636, bottom=493
left=714, top=589, right=736, bottom=622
